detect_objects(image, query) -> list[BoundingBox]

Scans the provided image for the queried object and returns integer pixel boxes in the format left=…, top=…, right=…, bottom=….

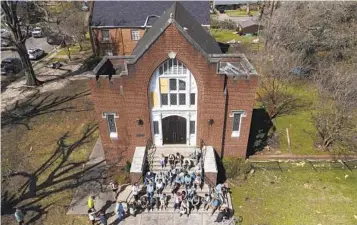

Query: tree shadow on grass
left=1, top=124, right=104, bottom=224
left=39, top=55, right=101, bottom=84
left=246, top=108, right=273, bottom=157
left=1, top=89, right=92, bottom=130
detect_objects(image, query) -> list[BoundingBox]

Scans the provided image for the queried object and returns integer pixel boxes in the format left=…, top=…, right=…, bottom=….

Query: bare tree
left=59, top=10, right=88, bottom=60
left=254, top=47, right=306, bottom=120
left=262, top=2, right=357, bottom=62
left=312, top=63, right=357, bottom=151
left=1, top=1, right=42, bottom=86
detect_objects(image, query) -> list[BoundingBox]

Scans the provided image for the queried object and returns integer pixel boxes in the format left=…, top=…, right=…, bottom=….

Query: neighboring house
left=213, top=1, right=258, bottom=11
left=237, top=19, right=263, bottom=35
left=90, top=2, right=258, bottom=166
left=89, top=1, right=210, bottom=56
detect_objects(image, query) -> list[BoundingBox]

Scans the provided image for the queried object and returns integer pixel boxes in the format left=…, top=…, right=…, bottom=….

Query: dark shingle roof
left=132, top=1, right=221, bottom=61
left=90, top=1, right=210, bottom=27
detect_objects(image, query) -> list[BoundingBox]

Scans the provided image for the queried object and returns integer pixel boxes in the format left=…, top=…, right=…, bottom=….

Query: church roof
left=131, top=1, right=222, bottom=61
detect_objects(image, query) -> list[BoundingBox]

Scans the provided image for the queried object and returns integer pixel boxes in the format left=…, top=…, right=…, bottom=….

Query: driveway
left=1, top=36, right=56, bottom=60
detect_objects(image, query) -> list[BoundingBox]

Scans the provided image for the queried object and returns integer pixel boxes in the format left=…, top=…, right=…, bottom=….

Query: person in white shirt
left=88, top=208, right=97, bottom=225
left=132, top=182, right=140, bottom=201
left=180, top=199, right=189, bottom=217
left=156, top=179, right=164, bottom=195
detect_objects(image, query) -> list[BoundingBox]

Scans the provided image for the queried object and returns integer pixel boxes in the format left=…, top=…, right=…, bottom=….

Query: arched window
left=150, top=59, right=197, bottom=109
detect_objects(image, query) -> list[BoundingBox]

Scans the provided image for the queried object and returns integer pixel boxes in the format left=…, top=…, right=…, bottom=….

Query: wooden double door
left=162, top=116, right=186, bottom=144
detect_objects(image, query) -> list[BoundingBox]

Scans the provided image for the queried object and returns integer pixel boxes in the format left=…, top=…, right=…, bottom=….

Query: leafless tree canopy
left=253, top=47, right=306, bottom=120
left=257, top=1, right=357, bottom=152
left=263, top=2, right=357, bottom=62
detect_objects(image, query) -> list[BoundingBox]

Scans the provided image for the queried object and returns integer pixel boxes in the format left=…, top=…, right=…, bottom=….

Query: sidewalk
left=67, top=138, right=115, bottom=215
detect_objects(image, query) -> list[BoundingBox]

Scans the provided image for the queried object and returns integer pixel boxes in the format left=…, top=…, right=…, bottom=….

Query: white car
left=31, top=27, right=42, bottom=38
left=28, top=48, right=44, bottom=60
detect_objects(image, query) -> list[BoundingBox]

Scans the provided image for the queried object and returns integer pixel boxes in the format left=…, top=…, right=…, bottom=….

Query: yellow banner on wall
left=151, top=92, right=158, bottom=107
left=160, top=78, right=168, bottom=93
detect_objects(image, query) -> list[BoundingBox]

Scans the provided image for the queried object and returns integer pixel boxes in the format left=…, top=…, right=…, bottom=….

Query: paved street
left=216, top=12, right=257, bottom=23
left=1, top=36, right=56, bottom=59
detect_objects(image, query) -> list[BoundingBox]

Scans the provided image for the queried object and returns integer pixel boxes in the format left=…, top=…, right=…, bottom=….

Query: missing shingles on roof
left=218, top=62, right=249, bottom=76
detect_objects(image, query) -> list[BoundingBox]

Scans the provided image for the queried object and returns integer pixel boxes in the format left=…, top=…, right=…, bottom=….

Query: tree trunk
left=246, top=3, right=250, bottom=15
left=66, top=46, right=72, bottom=61
left=17, top=39, right=42, bottom=86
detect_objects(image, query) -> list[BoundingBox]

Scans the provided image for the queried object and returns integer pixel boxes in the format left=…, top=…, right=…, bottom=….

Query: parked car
left=31, top=27, right=43, bottom=38
left=47, top=33, right=72, bottom=46
left=1, top=58, right=22, bottom=75
left=28, top=48, right=45, bottom=60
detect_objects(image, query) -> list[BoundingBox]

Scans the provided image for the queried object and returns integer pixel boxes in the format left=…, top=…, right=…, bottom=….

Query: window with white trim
left=150, top=58, right=197, bottom=109
left=131, top=30, right=140, bottom=41
left=190, top=121, right=195, bottom=135
left=231, top=111, right=244, bottom=137
left=153, top=121, right=159, bottom=134
left=102, top=30, right=109, bottom=41
left=103, top=112, right=118, bottom=139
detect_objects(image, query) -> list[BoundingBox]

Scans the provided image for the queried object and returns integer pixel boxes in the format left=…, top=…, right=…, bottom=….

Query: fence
left=248, top=160, right=357, bottom=172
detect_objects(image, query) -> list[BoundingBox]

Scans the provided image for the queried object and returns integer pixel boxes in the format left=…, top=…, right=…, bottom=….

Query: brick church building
left=90, top=2, right=258, bottom=166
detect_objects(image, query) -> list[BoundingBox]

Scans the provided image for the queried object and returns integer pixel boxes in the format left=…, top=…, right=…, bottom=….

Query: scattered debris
left=252, top=38, right=260, bottom=43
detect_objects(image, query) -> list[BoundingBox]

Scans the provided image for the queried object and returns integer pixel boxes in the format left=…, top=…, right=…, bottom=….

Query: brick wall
left=91, top=28, right=146, bottom=55
left=89, top=23, right=258, bottom=166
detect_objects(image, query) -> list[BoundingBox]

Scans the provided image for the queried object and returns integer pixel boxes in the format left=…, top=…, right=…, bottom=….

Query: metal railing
left=146, top=138, right=156, bottom=172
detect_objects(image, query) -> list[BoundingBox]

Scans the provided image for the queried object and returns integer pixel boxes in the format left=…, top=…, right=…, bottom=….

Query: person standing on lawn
left=14, top=208, right=25, bottom=225
left=88, top=196, right=96, bottom=210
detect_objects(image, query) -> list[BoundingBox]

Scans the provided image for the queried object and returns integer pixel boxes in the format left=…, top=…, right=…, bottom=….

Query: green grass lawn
left=231, top=168, right=357, bottom=225
left=274, top=83, right=321, bottom=155
left=225, top=9, right=259, bottom=17
left=57, top=41, right=92, bottom=56
left=210, top=29, right=264, bottom=51
left=210, top=29, right=257, bottom=43
left=1, top=80, right=98, bottom=225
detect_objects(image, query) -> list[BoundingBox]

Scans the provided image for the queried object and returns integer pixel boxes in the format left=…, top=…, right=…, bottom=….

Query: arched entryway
left=162, top=116, right=187, bottom=144
left=149, top=57, right=197, bottom=146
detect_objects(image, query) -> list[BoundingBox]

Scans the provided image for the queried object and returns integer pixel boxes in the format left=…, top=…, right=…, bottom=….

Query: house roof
left=132, top=1, right=222, bottom=61
left=90, top=1, right=210, bottom=27
left=238, top=19, right=258, bottom=28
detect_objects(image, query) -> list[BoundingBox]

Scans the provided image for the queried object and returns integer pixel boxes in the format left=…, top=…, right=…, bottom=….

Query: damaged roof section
left=217, top=57, right=257, bottom=77
left=93, top=56, right=130, bottom=76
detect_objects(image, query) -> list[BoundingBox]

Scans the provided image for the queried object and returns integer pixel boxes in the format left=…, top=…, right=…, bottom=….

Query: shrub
left=211, top=18, right=237, bottom=30
left=223, top=157, right=252, bottom=179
